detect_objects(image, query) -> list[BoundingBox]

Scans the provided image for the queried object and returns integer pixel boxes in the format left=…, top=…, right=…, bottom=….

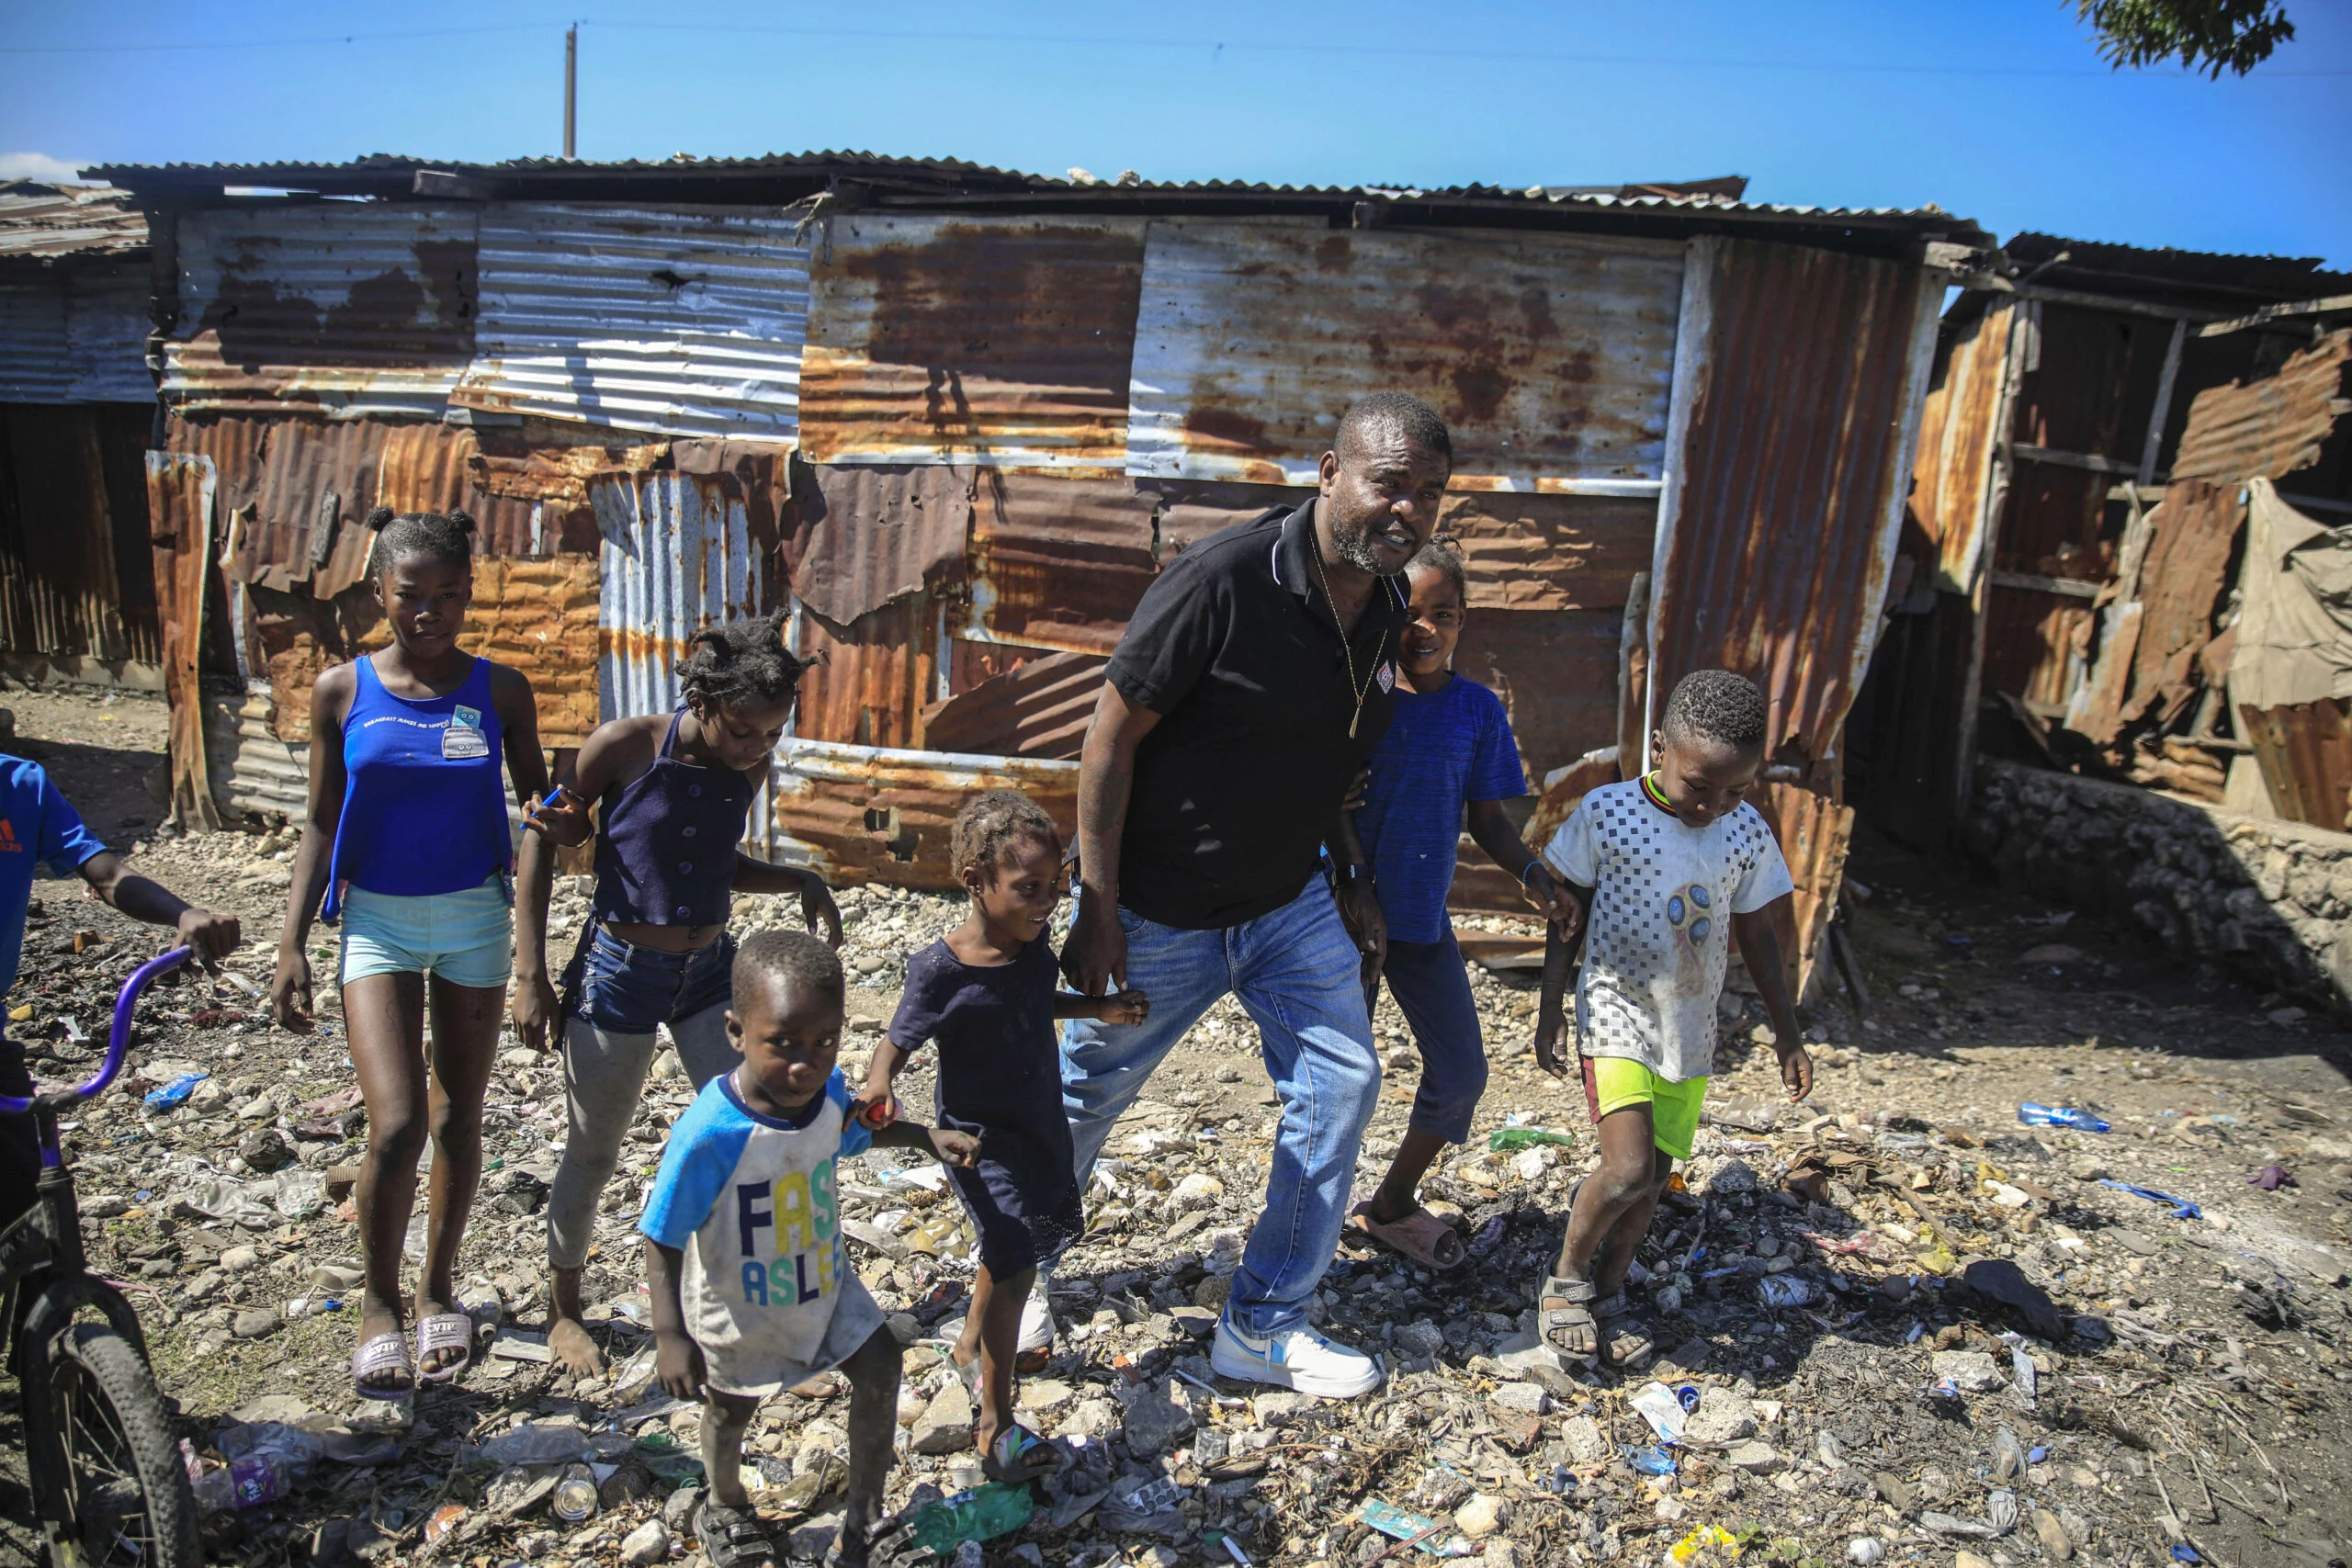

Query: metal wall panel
left=798, top=214, right=1146, bottom=471
left=454, top=204, right=809, bottom=439
left=593, top=470, right=769, bottom=725
left=1125, top=220, right=1683, bottom=488
left=764, top=736, right=1079, bottom=889
left=165, top=205, right=478, bottom=418
left=206, top=682, right=310, bottom=821
left=1649, top=238, right=1941, bottom=766
left=960, top=473, right=1157, bottom=656
left=2171, top=329, right=2349, bottom=484
left=0, top=183, right=146, bottom=261
left=0, top=262, right=151, bottom=404
left=1908, top=297, right=2015, bottom=593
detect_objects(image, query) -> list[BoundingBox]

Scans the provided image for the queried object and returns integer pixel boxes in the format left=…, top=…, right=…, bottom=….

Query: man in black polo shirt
left=1057, top=392, right=1449, bottom=1399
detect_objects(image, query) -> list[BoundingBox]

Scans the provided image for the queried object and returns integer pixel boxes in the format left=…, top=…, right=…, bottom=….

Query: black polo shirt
left=1104, top=501, right=1410, bottom=930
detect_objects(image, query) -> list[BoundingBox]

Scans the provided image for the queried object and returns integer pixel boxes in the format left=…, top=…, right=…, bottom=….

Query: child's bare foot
left=548, top=1314, right=608, bottom=1377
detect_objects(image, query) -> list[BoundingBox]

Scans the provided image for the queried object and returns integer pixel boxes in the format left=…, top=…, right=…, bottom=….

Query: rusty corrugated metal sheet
left=453, top=204, right=809, bottom=438
left=792, top=595, right=937, bottom=751
left=0, top=403, right=149, bottom=661
left=794, top=464, right=971, bottom=627
left=962, top=474, right=1156, bottom=657
left=165, top=414, right=547, bottom=594
left=765, top=736, right=1078, bottom=890
left=1125, top=220, right=1683, bottom=488
left=1756, top=782, right=1855, bottom=1002
left=1453, top=608, right=1624, bottom=785
left=2239, top=698, right=2352, bottom=832
left=1648, top=238, right=1941, bottom=768
left=146, top=449, right=220, bottom=827
left=164, top=205, right=478, bottom=418
left=593, top=469, right=770, bottom=725
left=918, top=649, right=1105, bottom=760
left=798, top=215, right=1146, bottom=472
left=2114, top=479, right=2245, bottom=730
left=2170, top=329, right=2350, bottom=483
left=1908, top=297, right=2016, bottom=592
left=205, top=681, right=309, bottom=820
left=1439, top=491, right=1654, bottom=612
left=0, top=183, right=147, bottom=261
left=0, top=262, right=152, bottom=404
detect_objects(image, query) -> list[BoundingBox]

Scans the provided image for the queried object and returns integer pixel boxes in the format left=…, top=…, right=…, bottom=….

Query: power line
left=0, top=22, right=550, bottom=54
left=3, top=16, right=2345, bottom=76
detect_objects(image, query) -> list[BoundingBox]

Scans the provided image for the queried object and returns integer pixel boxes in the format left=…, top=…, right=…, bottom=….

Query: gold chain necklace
left=1309, top=537, right=1382, bottom=739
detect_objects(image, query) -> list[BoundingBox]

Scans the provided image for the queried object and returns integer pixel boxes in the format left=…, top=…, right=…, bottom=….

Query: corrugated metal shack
left=0, top=182, right=163, bottom=683
left=96, top=153, right=1986, bottom=990
left=1851, top=236, right=2352, bottom=845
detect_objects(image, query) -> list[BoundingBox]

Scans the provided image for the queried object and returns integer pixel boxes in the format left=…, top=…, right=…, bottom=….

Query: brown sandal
left=1347, top=1201, right=1467, bottom=1270
left=1537, top=1273, right=1600, bottom=1364
left=1591, top=1289, right=1656, bottom=1371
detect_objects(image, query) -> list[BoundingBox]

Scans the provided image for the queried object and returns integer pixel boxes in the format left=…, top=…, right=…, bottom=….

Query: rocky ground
left=1, top=681, right=2349, bottom=1568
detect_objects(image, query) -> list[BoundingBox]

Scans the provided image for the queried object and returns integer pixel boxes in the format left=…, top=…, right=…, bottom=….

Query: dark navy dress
left=887, top=937, right=1081, bottom=1275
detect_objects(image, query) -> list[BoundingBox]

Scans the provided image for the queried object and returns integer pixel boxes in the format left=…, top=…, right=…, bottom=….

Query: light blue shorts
left=339, top=878, right=514, bottom=990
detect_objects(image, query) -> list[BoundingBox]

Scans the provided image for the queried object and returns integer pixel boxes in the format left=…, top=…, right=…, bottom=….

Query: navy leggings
left=1362, top=928, right=1488, bottom=1143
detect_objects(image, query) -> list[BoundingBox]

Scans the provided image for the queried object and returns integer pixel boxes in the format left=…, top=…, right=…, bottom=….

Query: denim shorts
left=339, top=878, right=514, bottom=990
left=569, top=926, right=737, bottom=1037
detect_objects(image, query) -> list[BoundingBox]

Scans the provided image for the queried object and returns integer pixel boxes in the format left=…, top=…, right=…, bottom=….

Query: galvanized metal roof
left=0, top=261, right=151, bottom=402
left=0, top=182, right=147, bottom=262
left=2004, top=231, right=2352, bottom=307
left=454, top=203, right=811, bottom=439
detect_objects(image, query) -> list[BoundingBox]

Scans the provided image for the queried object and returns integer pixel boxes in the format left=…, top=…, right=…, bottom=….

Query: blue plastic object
left=1623, top=1446, right=1678, bottom=1475
left=2098, top=1179, right=2202, bottom=1220
left=143, top=1070, right=208, bottom=1111
left=2018, top=1103, right=2110, bottom=1133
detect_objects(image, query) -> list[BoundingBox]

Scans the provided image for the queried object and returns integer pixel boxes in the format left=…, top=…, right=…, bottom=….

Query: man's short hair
left=1662, top=669, right=1769, bottom=753
left=1336, top=392, right=1452, bottom=466
left=734, top=929, right=844, bottom=1010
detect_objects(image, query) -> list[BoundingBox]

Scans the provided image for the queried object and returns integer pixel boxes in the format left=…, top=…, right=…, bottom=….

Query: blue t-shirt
left=0, top=754, right=108, bottom=997
left=639, top=1067, right=882, bottom=1394
left=1356, top=676, right=1528, bottom=944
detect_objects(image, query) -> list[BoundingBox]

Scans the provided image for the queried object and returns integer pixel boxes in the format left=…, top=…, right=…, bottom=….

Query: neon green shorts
left=1578, top=1055, right=1709, bottom=1160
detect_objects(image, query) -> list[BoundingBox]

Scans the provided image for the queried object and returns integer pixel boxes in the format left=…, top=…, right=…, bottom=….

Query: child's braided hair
left=677, top=612, right=807, bottom=715
left=950, top=789, right=1059, bottom=886
left=364, top=506, right=475, bottom=581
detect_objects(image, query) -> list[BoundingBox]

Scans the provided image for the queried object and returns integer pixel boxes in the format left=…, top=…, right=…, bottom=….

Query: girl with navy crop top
left=511, top=612, right=843, bottom=1379
left=271, top=507, right=557, bottom=1401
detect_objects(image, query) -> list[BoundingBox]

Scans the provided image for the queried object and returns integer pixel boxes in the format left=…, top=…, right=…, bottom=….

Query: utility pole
left=562, top=24, right=577, bottom=159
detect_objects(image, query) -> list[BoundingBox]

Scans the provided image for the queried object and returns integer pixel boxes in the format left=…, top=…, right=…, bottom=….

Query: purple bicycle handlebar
left=0, top=944, right=193, bottom=1115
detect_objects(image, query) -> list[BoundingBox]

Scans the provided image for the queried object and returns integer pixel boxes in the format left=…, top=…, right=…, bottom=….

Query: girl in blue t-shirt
left=1340, top=536, right=1575, bottom=1269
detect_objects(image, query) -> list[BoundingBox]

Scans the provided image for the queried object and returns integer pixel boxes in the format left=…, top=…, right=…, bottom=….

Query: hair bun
left=364, top=505, right=397, bottom=531
left=447, top=508, right=478, bottom=536
left=691, top=627, right=734, bottom=662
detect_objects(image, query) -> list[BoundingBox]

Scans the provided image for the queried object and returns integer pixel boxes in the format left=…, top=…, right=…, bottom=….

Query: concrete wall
left=1962, top=756, right=2352, bottom=1008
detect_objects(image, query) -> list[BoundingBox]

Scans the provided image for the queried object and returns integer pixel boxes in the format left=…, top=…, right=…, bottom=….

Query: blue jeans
left=1364, top=929, right=1488, bottom=1145
left=1060, top=877, right=1379, bottom=1337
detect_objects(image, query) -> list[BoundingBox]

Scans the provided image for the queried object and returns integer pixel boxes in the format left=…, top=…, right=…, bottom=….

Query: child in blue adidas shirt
left=642, top=930, right=975, bottom=1568
left=1340, top=537, right=1576, bottom=1269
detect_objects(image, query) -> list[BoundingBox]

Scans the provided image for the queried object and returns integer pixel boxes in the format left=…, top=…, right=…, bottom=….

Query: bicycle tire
left=28, top=1322, right=200, bottom=1568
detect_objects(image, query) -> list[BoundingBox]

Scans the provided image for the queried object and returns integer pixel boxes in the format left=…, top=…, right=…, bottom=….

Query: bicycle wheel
left=28, top=1322, right=200, bottom=1568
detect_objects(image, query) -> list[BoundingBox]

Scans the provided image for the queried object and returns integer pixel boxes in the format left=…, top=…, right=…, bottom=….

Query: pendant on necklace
left=1349, top=708, right=1360, bottom=739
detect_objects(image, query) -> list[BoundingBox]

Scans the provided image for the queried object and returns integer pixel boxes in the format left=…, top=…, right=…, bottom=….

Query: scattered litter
left=1486, top=1124, right=1577, bottom=1152
left=2018, top=1103, right=2109, bottom=1132
left=2098, top=1180, right=2203, bottom=1220
left=142, top=1070, right=207, bottom=1110
left=2250, top=1164, right=2294, bottom=1190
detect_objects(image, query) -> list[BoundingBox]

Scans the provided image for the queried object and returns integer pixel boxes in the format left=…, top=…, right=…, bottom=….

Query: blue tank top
left=322, top=654, right=512, bottom=920
left=590, top=712, right=755, bottom=927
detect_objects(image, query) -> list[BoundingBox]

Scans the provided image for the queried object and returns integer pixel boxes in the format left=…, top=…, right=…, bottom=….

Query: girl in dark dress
left=867, top=791, right=1147, bottom=1482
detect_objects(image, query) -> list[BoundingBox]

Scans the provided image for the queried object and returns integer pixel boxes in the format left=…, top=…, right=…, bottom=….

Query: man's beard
left=1330, top=513, right=1395, bottom=576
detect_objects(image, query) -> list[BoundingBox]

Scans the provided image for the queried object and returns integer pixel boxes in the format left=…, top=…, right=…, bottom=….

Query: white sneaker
left=1210, top=1315, right=1383, bottom=1398
left=1016, top=1274, right=1056, bottom=1354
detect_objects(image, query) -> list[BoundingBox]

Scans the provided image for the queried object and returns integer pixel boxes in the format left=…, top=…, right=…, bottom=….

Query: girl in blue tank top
left=512, top=613, right=842, bottom=1378
left=270, top=507, right=558, bottom=1401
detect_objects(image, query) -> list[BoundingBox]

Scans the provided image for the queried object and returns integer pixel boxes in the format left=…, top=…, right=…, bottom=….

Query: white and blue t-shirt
left=639, top=1067, right=886, bottom=1396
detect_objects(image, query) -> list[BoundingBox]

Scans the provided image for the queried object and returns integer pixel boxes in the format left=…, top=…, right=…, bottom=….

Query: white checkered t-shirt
left=1539, top=780, right=1795, bottom=1083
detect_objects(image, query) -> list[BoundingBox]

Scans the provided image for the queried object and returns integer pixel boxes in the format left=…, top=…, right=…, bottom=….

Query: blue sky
left=4, top=1, right=2346, bottom=267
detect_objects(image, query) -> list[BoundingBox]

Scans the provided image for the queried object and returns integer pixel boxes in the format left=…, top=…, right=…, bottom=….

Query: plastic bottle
left=2017, top=1103, right=2109, bottom=1133
left=1757, top=1275, right=1818, bottom=1309
left=1991, top=1427, right=2023, bottom=1482
left=1487, top=1126, right=1577, bottom=1152
left=903, top=1483, right=1035, bottom=1553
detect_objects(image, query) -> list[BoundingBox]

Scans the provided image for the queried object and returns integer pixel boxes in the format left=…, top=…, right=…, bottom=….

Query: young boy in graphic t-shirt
left=640, top=931, right=975, bottom=1568
left=1528, top=670, right=1812, bottom=1372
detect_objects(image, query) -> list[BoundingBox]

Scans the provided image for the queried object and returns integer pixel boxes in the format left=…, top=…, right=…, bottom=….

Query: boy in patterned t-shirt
left=641, top=931, right=977, bottom=1567
left=1527, top=671, right=1812, bottom=1371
